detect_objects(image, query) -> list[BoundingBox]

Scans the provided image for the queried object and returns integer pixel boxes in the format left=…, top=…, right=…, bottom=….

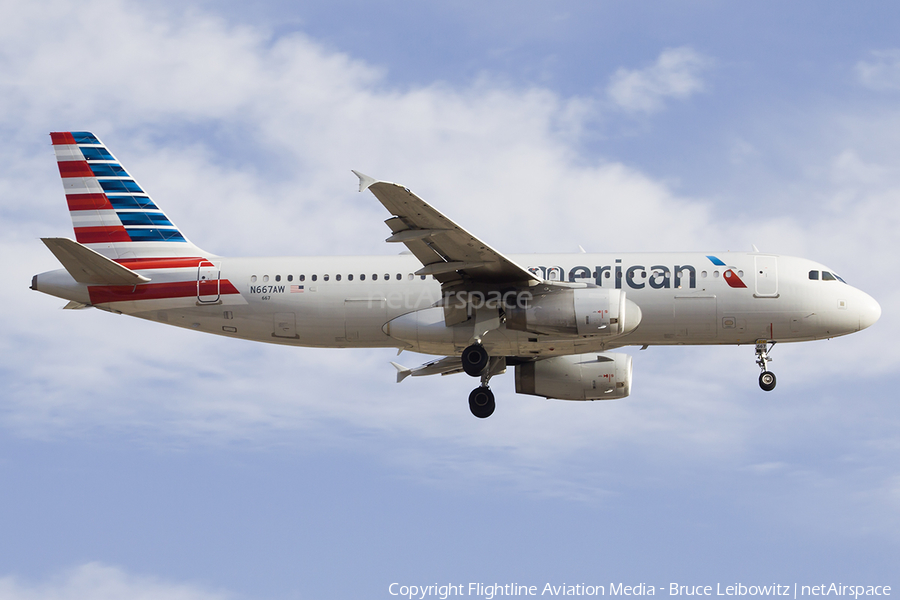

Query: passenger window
left=384, top=274, right=390, bottom=281
left=360, top=274, right=365, bottom=281
left=311, top=274, right=317, bottom=282
left=408, top=273, right=413, bottom=280
left=275, top=275, right=281, bottom=282
left=421, top=275, right=426, bottom=280
left=287, top=275, right=293, bottom=282
left=299, top=274, right=305, bottom=282
left=263, top=275, right=269, bottom=282
left=324, top=274, right=330, bottom=281
left=251, top=275, right=257, bottom=283
left=822, top=271, right=836, bottom=281
left=336, top=274, right=341, bottom=281
left=373, top=274, right=378, bottom=280
left=809, top=270, right=819, bottom=280
left=396, top=273, right=402, bottom=281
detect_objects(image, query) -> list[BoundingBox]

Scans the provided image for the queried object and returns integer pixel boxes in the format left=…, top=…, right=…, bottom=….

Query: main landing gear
left=462, top=343, right=502, bottom=419
left=755, top=340, right=777, bottom=392
left=461, top=343, right=489, bottom=377
left=468, top=386, right=495, bottom=419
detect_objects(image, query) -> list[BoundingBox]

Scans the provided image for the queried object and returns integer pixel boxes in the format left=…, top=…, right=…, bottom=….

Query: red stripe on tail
left=114, top=257, right=210, bottom=270
left=66, top=193, right=113, bottom=211
left=50, top=132, right=76, bottom=145
left=74, top=226, right=131, bottom=244
left=58, top=161, right=94, bottom=177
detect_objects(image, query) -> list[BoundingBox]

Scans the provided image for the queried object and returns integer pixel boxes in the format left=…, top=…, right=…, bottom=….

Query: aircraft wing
left=391, top=354, right=510, bottom=383
left=390, top=356, right=465, bottom=382
left=354, top=171, right=541, bottom=286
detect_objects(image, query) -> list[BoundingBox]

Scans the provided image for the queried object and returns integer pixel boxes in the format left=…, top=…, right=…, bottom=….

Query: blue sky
left=1, top=1, right=899, bottom=598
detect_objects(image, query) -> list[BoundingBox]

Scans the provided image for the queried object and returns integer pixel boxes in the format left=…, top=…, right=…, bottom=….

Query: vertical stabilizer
left=50, top=131, right=206, bottom=259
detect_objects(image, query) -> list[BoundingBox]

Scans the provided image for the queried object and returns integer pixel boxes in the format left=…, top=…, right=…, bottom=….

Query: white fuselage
left=34, top=251, right=882, bottom=358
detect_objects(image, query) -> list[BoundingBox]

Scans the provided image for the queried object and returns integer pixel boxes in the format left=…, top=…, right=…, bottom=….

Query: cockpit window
left=810, top=269, right=846, bottom=283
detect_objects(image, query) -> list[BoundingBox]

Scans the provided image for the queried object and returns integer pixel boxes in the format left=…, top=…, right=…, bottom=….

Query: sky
left=1, top=1, right=899, bottom=598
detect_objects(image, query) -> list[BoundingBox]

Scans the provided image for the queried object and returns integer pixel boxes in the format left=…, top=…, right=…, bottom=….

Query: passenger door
left=754, top=256, right=778, bottom=297
left=197, top=261, right=220, bottom=303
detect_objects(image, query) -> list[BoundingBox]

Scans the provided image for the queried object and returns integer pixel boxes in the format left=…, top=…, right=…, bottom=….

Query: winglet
left=390, top=361, right=412, bottom=383
left=352, top=170, right=377, bottom=193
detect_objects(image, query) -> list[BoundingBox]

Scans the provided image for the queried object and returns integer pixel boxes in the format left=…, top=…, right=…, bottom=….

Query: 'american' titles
left=529, top=260, right=700, bottom=290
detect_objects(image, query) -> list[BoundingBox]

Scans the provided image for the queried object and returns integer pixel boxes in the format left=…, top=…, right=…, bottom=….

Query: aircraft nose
left=857, top=291, right=881, bottom=331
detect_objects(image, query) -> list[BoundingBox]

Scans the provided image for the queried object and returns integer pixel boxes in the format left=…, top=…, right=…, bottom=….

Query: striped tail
left=50, top=131, right=207, bottom=259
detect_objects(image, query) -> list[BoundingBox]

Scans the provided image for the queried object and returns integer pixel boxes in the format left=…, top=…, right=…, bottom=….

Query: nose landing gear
left=755, top=340, right=777, bottom=392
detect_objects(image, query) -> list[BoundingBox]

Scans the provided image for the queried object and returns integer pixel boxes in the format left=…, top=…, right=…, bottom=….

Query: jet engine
left=506, top=288, right=642, bottom=337
left=515, top=353, right=633, bottom=400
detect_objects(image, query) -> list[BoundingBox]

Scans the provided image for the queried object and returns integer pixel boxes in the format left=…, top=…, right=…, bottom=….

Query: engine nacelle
left=506, top=288, right=642, bottom=337
left=382, top=306, right=471, bottom=346
left=515, top=353, right=633, bottom=400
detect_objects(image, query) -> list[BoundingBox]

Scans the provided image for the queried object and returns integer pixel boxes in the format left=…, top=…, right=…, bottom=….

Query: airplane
left=31, top=132, right=882, bottom=418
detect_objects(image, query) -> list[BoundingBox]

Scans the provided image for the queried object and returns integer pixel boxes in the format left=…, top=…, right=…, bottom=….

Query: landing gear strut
left=464, top=347, right=505, bottom=419
left=755, top=340, right=777, bottom=392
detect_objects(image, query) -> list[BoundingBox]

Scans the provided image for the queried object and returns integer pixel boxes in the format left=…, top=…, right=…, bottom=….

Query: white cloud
left=0, top=563, right=229, bottom=600
left=0, top=3, right=721, bottom=259
left=856, top=49, right=900, bottom=91
left=0, top=4, right=726, bottom=470
left=606, top=47, right=711, bottom=113
left=0, top=0, right=898, bottom=517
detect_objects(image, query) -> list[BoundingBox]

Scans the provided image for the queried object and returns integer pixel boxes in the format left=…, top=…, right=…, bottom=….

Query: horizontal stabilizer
left=41, top=237, right=151, bottom=285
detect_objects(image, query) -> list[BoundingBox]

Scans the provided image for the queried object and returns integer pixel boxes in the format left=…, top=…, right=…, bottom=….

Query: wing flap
left=42, top=237, right=151, bottom=285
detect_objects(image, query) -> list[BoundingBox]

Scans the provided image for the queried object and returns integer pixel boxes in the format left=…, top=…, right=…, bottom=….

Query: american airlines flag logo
left=290, top=285, right=304, bottom=293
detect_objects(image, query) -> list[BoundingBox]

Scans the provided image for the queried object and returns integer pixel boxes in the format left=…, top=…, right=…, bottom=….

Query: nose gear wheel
left=755, top=340, right=777, bottom=392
